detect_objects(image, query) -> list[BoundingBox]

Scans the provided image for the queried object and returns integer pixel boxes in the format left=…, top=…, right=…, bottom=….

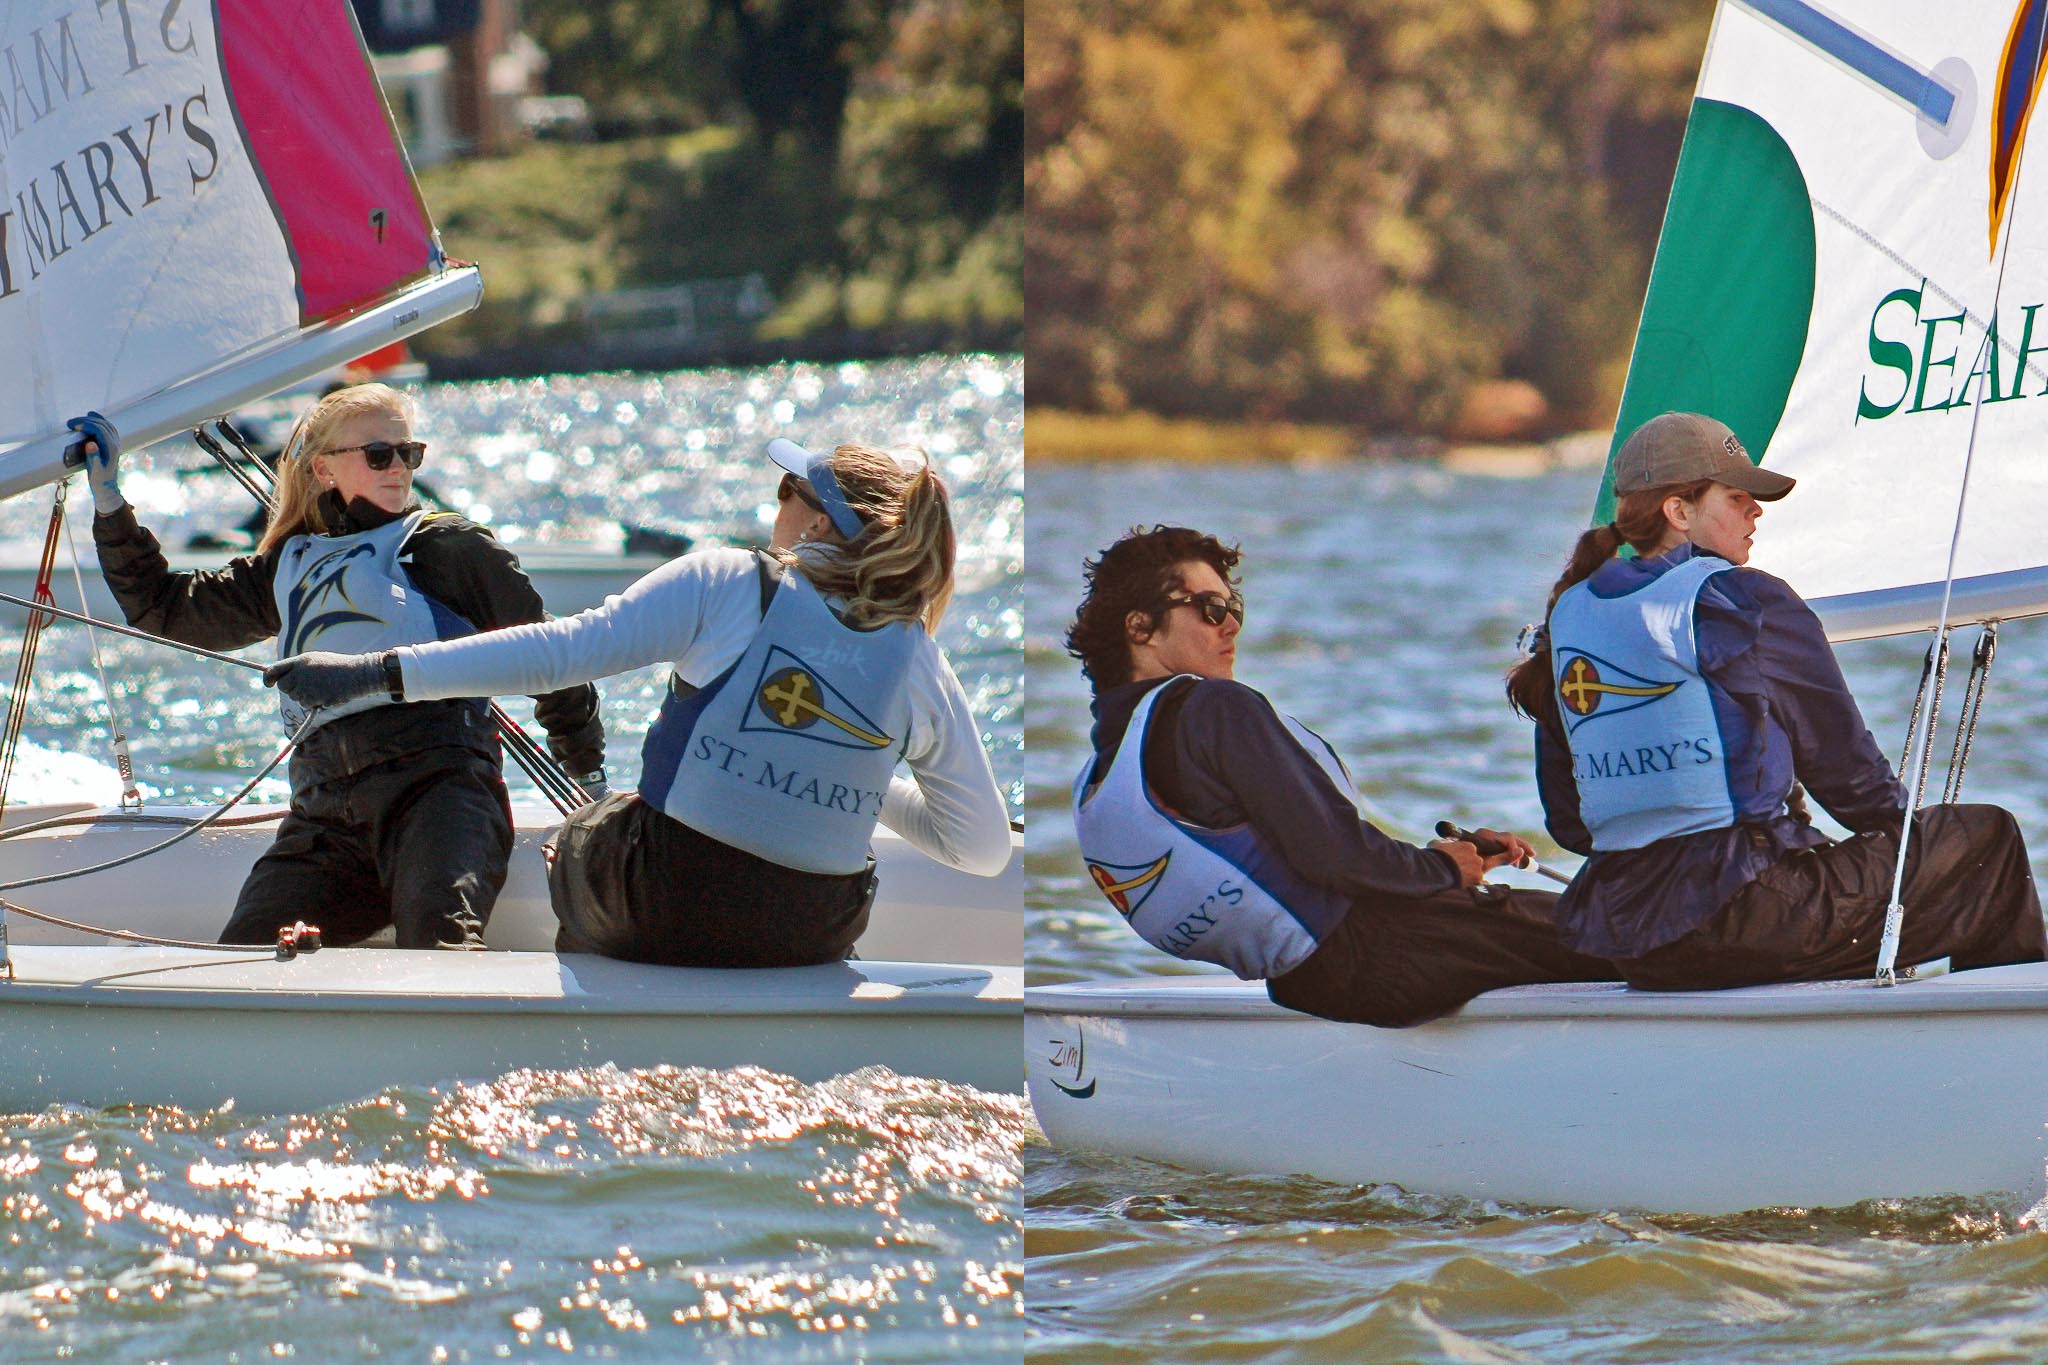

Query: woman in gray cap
left=263, top=437, right=1012, bottom=966
left=1506, top=411, right=2043, bottom=990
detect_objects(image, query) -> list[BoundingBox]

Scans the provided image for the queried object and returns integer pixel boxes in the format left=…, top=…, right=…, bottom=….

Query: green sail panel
left=1595, top=99, right=1817, bottom=523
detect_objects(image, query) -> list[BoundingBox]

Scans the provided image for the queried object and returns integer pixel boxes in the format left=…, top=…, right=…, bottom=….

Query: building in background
left=352, top=0, right=553, bottom=165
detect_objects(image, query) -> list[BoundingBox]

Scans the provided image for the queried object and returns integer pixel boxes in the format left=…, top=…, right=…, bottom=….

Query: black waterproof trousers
left=545, top=791, right=875, bottom=967
left=219, top=743, right=513, bottom=949
left=1619, top=803, right=2046, bottom=989
left=1266, top=883, right=1620, bottom=1027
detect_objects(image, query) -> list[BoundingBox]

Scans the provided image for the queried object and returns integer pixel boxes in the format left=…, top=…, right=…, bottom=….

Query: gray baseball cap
left=1612, top=412, right=1795, bottom=500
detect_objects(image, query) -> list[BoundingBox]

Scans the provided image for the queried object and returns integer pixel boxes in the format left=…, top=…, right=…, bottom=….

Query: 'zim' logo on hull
left=1044, top=1024, right=1096, bottom=1099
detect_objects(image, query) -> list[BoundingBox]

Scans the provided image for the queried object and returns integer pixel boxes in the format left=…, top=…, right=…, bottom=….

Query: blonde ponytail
left=779, top=444, right=957, bottom=631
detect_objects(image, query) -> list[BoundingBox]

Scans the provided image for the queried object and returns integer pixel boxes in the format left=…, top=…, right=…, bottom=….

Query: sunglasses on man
left=777, top=471, right=826, bottom=514
left=1163, top=590, right=1245, bottom=628
left=326, top=440, right=427, bottom=471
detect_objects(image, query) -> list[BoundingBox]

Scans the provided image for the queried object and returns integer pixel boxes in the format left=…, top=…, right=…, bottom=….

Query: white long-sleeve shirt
left=393, top=547, right=1011, bottom=876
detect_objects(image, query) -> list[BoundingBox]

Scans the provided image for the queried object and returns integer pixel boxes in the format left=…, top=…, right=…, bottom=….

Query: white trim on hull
left=1025, top=969, right=2048, bottom=1213
left=0, top=804, right=1023, bottom=967
left=1, top=946, right=1021, bottom=1111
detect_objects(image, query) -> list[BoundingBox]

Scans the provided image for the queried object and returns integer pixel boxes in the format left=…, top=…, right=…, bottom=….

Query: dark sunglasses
left=777, top=471, right=826, bottom=514
left=1164, top=591, right=1244, bottom=628
left=326, top=439, right=426, bottom=471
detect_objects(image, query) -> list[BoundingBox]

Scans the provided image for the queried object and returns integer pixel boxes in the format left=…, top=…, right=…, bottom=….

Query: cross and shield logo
left=741, top=645, right=894, bottom=750
left=1556, top=651, right=1682, bottom=731
left=1084, top=853, right=1170, bottom=918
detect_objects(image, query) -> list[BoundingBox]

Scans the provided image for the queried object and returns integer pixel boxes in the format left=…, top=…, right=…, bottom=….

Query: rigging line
left=212, top=418, right=280, bottom=499
left=0, top=713, right=309, bottom=896
left=0, top=895, right=282, bottom=955
left=1943, top=625, right=1999, bottom=804
left=0, top=494, right=67, bottom=822
left=192, top=424, right=274, bottom=513
left=1910, top=636, right=1951, bottom=812
left=1812, top=199, right=2048, bottom=397
left=1877, top=20, right=2048, bottom=985
left=1898, top=642, right=1936, bottom=775
left=1, top=581, right=584, bottom=815
left=0, top=592, right=265, bottom=671
left=493, top=711, right=586, bottom=808
left=59, top=484, right=142, bottom=808
left=0, top=808, right=283, bottom=843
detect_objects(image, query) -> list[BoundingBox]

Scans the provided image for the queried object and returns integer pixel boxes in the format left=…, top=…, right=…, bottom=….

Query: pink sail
left=0, top=0, right=479, bottom=495
left=217, top=0, right=437, bottom=321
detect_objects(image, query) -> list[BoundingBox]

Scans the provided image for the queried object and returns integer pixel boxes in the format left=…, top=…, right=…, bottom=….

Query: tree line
left=519, top=0, right=1021, bottom=336
left=1026, top=0, right=1711, bottom=435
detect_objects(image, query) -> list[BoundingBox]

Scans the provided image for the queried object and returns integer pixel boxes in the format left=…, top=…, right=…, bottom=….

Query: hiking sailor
left=1508, top=410, right=2047, bottom=988
left=1068, top=525, right=1615, bottom=1026
left=73, top=384, right=607, bottom=949
left=267, top=438, right=1011, bottom=966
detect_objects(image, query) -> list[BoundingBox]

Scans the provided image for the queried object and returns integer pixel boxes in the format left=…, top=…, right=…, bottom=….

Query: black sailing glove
left=264, top=650, right=394, bottom=710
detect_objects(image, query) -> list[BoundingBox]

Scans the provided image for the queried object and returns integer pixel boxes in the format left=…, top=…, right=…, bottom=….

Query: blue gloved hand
left=66, top=411, right=125, bottom=514
left=263, top=650, right=393, bottom=710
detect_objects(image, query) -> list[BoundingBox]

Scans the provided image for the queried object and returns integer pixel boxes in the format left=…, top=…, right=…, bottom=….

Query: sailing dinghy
left=0, top=0, right=1020, bottom=1108
left=1029, top=0, right=2048, bottom=1209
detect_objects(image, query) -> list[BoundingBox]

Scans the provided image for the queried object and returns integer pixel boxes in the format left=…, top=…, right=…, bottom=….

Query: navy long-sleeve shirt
left=1089, top=675, right=1460, bottom=904
left=1534, top=544, right=1907, bottom=956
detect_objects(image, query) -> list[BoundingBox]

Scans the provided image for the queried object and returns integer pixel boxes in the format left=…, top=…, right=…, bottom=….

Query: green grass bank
left=411, top=131, right=1020, bottom=376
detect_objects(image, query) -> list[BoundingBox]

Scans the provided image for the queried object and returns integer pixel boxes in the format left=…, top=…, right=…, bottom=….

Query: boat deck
left=8, top=945, right=1018, bottom=1015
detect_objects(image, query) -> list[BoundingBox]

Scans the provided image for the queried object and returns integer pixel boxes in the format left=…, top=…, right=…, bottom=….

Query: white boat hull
left=1025, top=969, right=2048, bottom=1213
left=1, top=803, right=1022, bottom=967
left=0, top=946, right=1020, bottom=1110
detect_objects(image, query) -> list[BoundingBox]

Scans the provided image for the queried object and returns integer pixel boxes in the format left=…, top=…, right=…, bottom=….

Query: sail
left=1598, top=0, right=2048, bottom=638
left=0, top=0, right=480, bottom=497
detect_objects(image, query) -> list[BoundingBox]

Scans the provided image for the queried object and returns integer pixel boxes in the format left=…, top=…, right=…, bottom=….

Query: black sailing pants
left=219, top=745, right=513, bottom=949
left=1619, top=803, right=2046, bottom=990
left=544, top=790, right=875, bottom=967
left=1266, top=883, right=1620, bottom=1027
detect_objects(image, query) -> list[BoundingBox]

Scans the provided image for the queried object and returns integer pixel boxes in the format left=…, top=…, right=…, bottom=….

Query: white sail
left=0, top=0, right=480, bottom=495
left=1599, top=0, right=2048, bottom=637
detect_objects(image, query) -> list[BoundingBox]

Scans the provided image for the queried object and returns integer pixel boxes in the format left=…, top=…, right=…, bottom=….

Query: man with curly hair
left=1067, top=524, right=1614, bottom=1026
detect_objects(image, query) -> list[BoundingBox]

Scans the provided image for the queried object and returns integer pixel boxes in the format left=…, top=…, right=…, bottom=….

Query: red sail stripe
left=215, top=0, right=436, bottom=323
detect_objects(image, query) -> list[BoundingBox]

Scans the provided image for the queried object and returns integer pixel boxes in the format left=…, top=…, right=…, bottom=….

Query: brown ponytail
left=1505, top=479, right=1714, bottom=717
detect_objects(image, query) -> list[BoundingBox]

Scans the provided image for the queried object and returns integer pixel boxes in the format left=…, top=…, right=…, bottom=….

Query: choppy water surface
left=0, top=356, right=1022, bottom=1361
left=4, top=1066, right=1026, bottom=1360
left=1026, top=458, right=2048, bottom=1362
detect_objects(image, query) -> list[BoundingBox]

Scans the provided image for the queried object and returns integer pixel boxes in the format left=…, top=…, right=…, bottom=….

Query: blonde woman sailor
left=266, top=439, right=1011, bottom=967
left=71, top=386, right=606, bottom=949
